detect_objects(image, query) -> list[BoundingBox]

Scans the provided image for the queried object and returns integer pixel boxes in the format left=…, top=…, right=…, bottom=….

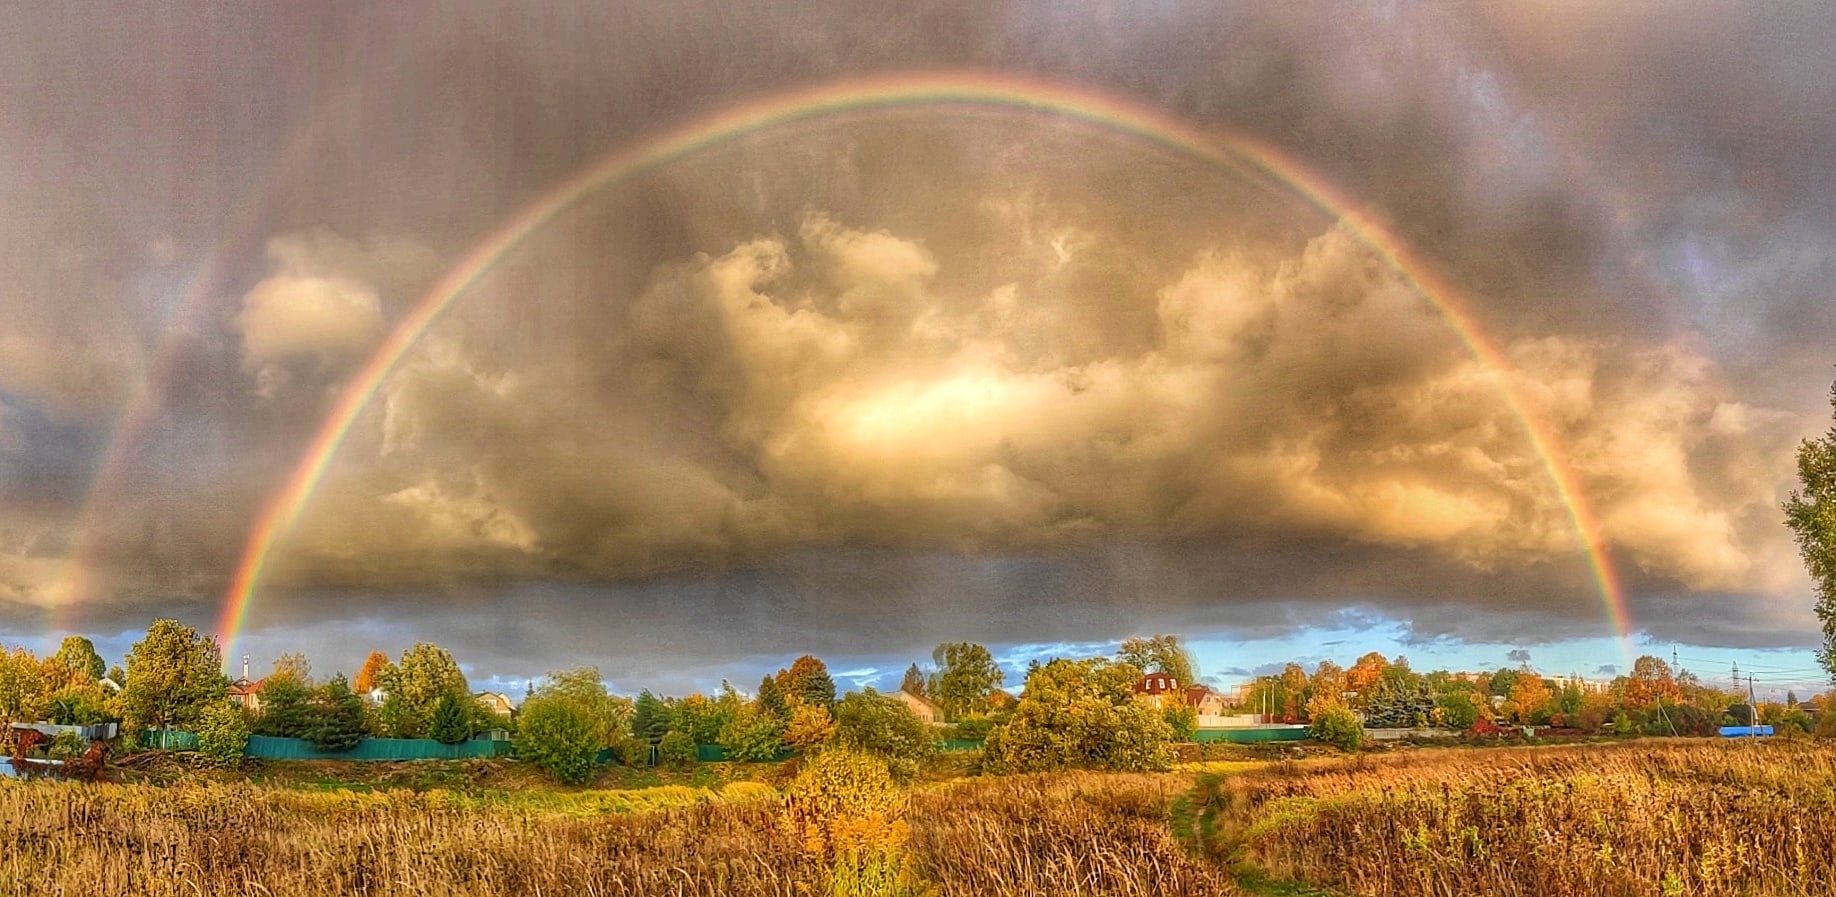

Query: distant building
left=1185, top=685, right=1227, bottom=717
left=1549, top=674, right=1611, bottom=695
left=474, top=691, right=516, bottom=718
left=892, top=689, right=941, bottom=725
left=1133, top=672, right=1182, bottom=709
left=227, top=655, right=266, bottom=713
left=988, top=688, right=1018, bottom=711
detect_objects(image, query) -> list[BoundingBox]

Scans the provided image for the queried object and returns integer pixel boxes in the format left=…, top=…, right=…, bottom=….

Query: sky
left=2, top=2, right=1834, bottom=698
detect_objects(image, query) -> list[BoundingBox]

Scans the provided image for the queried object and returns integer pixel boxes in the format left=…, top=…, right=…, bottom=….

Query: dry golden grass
left=0, top=769, right=1222, bottom=896
left=908, top=772, right=1236, bottom=896
left=0, top=780, right=822, bottom=896
left=15, top=740, right=1831, bottom=896
left=1208, top=739, right=1836, bottom=897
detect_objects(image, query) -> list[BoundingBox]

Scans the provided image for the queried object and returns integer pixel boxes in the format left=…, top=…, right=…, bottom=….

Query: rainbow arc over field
left=215, top=70, right=1632, bottom=661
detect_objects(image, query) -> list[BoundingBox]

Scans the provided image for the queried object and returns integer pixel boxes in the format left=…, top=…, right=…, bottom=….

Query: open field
left=1198, top=740, right=1836, bottom=897
left=6, top=740, right=1836, bottom=896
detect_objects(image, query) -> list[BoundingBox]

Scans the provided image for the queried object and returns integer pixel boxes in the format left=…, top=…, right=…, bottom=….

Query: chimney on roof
left=242, top=654, right=250, bottom=680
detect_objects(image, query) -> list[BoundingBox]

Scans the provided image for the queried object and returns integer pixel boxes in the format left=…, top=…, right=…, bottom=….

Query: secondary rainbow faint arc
left=217, top=70, right=1631, bottom=659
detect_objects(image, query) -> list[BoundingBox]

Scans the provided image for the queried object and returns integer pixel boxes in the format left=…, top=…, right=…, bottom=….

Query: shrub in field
left=783, top=749, right=931, bottom=896
left=657, top=730, right=697, bottom=766
left=1306, top=694, right=1363, bottom=751
left=983, top=657, right=1173, bottom=774
left=782, top=701, right=836, bottom=750
left=195, top=699, right=249, bottom=767
left=833, top=690, right=935, bottom=781
left=515, top=695, right=600, bottom=784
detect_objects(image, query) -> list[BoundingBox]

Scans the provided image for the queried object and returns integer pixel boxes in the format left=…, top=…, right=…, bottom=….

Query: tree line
left=1246, top=651, right=1835, bottom=750
left=5, top=617, right=1833, bottom=780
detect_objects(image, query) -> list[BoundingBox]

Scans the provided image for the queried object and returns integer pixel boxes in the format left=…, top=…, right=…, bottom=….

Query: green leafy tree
left=195, top=699, right=250, bottom=767
left=121, top=619, right=227, bottom=737
left=308, top=674, right=369, bottom=753
left=1786, top=381, right=1836, bottom=685
left=983, top=657, right=1173, bottom=773
left=832, top=689, right=935, bottom=780
left=900, top=663, right=928, bottom=698
left=514, top=693, right=600, bottom=784
left=930, top=642, right=1004, bottom=723
left=632, top=690, right=674, bottom=744
left=428, top=692, right=476, bottom=744
left=50, top=635, right=106, bottom=685
left=532, top=668, right=631, bottom=748
left=670, top=691, right=737, bottom=744
left=1557, top=680, right=1586, bottom=719
left=379, top=642, right=469, bottom=738
left=720, top=703, right=787, bottom=762
left=1116, top=635, right=1198, bottom=688
left=1434, top=687, right=1482, bottom=729
left=1487, top=667, right=1521, bottom=698
left=47, top=684, right=113, bottom=726
left=0, top=646, right=50, bottom=726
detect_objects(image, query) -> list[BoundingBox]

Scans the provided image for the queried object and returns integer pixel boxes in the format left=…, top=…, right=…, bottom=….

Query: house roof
left=891, top=689, right=939, bottom=710
left=227, top=677, right=266, bottom=696
left=1133, top=672, right=1180, bottom=693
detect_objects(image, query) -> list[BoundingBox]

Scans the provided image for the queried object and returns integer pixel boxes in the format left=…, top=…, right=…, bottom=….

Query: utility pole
left=1747, top=673, right=1759, bottom=740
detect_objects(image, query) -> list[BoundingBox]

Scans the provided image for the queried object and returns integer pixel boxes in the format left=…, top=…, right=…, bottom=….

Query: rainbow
left=46, top=83, right=369, bottom=640
left=216, top=70, right=1632, bottom=660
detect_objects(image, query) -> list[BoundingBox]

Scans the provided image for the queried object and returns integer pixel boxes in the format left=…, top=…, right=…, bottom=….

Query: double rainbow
left=215, top=71, right=1631, bottom=660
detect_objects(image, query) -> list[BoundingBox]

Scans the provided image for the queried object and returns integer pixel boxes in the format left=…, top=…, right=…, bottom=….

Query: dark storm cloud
left=2, top=2, right=1833, bottom=681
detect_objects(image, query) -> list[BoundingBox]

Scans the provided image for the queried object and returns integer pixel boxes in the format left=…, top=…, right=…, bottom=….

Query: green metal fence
left=244, top=735, right=514, bottom=761
left=140, top=729, right=199, bottom=750
left=140, top=731, right=512, bottom=759
left=936, top=739, right=984, bottom=752
left=1193, top=726, right=1311, bottom=744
